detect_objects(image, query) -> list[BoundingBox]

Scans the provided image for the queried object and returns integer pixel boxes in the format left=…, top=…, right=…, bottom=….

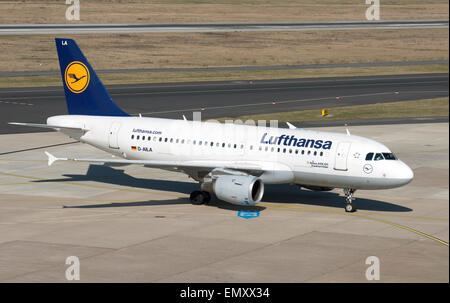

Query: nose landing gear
left=344, top=188, right=357, bottom=212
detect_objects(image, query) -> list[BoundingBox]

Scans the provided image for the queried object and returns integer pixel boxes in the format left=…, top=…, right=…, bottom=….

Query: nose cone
left=394, top=161, right=414, bottom=187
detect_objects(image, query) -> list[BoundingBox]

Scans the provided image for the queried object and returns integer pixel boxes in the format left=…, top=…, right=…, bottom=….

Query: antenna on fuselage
left=345, top=123, right=351, bottom=136
left=286, top=122, right=296, bottom=129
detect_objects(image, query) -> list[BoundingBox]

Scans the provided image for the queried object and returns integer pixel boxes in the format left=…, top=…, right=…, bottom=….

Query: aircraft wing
left=44, top=151, right=264, bottom=175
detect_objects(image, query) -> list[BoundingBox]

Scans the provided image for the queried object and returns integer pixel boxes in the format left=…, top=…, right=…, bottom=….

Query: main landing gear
left=189, top=190, right=211, bottom=205
left=344, top=188, right=357, bottom=212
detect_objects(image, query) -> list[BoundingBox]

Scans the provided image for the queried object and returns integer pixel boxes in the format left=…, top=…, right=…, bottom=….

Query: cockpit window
left=365, top=153, right=374, bottom=161
left=374, top=153, right=384, bottom=161
left=382, top=153, right=397, bottom=160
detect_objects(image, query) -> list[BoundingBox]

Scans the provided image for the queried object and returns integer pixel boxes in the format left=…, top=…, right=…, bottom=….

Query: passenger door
left=334, top=142, right=351, bottom=171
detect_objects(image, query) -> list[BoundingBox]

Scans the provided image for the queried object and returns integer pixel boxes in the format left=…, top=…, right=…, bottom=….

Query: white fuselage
left=48, top=115, right=414, bottom=190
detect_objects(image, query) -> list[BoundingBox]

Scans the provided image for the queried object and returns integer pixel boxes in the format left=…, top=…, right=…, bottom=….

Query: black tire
left=345, top=203, right=356, bottom=213
left=202, top=191, right=211, bottom=204
left=190, top=190, right=205, bottom=205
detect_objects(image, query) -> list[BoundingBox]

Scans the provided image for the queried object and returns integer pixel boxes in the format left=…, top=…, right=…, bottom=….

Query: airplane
left=9, top=38, right=414, bottom=213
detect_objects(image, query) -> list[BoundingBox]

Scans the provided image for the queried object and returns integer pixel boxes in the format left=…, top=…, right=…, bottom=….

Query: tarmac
left=0, top=122, right=448, bottom=282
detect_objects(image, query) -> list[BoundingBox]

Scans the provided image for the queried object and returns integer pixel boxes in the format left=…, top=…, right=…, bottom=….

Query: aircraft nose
left=396, top=161, right=414, bottom=186
left=404, top=163, right=414, bottom=181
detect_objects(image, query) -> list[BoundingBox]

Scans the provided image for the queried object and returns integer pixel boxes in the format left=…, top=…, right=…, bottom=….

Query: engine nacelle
left=212, top=175, right=264, bottom=206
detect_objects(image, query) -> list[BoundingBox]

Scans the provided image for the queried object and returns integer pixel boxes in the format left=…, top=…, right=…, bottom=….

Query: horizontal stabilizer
left=9, top=122, right=87, bottom=131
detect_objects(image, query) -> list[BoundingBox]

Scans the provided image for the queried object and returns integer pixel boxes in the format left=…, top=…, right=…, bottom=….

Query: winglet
left=286, top=122, right=296, bottom=129
left=45, top=151, right=58, bottom=166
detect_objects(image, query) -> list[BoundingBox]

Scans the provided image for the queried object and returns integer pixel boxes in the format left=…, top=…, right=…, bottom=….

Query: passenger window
left=170, top=138, right=173, bottom=143
left=374, top=153, right=384, bottom=161
left=295, top=150, right=298, bottom=154
left=320, top=151, right=323, bottom=156
left=159, top=137, right=162, bottom=142
left=148, top=136, right=151, bottom=141
left=234, top=144, right=237, bottom=149
left=137, top=135, right=140, bottom=140
left=241, top=144, right=244, bottom=149
left=153, top=137, right=157, bottom=141
left=307, top=150, right=311, bottom=155
left=222, top=143, right=225, bottom=148
left=301, top=150, right=305, bottom=155
left=131, top=135, right=134, bottom=139
left=314, top=151, right=317, bottom=156
left=271, top=147, right=274, bottom=152
left=181, top=139, right=185, bottom=144
left=176, top=139, right=179, bottom=143
left=210, top=142, right=214, bottom=146
left=164, top=138, right=168, bottom=142
left=365, top=153, right=374, bottom=161
left=199, top=141, right=202, bottom=145
left=283, top=148, right=286, bottom=153
left=142, top=136, right=145, bottom=140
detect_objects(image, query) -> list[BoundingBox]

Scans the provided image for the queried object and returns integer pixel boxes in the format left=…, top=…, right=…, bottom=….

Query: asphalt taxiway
left=1, top=73, right=448, bottom=134
left=0, top=122, right=447, bottom=282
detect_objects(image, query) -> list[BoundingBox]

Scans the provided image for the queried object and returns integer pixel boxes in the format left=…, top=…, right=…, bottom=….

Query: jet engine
left=210, top=175, right=264, bottom=206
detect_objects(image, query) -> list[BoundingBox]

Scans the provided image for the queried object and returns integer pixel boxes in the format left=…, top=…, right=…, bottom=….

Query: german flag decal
left=131, top=146, right=137, bottom=150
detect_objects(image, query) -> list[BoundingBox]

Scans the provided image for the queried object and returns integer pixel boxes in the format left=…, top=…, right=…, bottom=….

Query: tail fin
left=55, top=38, right=128, bottom=116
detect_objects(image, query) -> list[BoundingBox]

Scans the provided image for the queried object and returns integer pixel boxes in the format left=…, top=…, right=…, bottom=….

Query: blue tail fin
left=55, top=38, right=128, bottom=116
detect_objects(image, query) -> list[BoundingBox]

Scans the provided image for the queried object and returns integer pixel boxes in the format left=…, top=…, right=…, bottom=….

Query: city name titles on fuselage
left=260, top=133, right=333, bottom=149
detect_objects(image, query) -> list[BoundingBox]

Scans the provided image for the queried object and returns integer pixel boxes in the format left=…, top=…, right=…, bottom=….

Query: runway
left=0, top=20, right=448, bottom=35
left=1, top=73, right=448, bottom=134
left=0, top=122, right=447, bottom=282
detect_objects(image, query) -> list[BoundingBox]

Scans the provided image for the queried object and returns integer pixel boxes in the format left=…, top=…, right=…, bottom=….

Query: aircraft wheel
left=190, top=190, right=205, bottom=205
left=345, top=203, right=356, bottom=213
left=202, top=191, right=211, bottom=204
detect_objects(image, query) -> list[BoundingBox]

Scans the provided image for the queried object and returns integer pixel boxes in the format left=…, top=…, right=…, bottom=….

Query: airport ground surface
left=1, top=73, right=448, bottom=134
left=0, top=122, right=447, bottom=282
